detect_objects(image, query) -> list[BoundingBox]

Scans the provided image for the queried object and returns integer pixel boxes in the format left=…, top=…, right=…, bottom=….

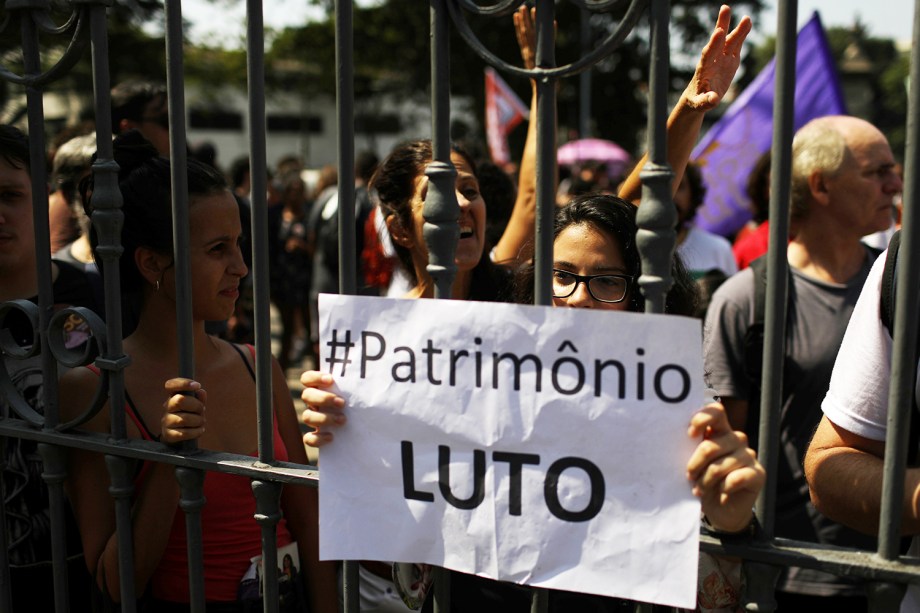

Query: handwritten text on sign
left=317, top=294, right=703, bottom=608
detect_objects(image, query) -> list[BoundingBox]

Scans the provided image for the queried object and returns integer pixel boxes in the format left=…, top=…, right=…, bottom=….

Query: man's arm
left=805, top=415, right=920, bottom=536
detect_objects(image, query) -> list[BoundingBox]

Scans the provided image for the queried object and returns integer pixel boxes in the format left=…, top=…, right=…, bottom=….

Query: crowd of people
left=0, top=2, right=915, bottom=612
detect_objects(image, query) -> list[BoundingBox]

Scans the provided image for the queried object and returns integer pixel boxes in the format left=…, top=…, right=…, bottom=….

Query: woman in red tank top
left=60, top=131, right=337, bottom=612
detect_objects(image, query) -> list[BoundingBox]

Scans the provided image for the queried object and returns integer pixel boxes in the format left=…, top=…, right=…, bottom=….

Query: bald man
left=703, top=116, right=902, bottom=609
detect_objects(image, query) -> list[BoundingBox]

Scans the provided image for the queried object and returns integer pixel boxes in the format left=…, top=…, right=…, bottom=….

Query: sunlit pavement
left=267, top=303, right=320, bottom=464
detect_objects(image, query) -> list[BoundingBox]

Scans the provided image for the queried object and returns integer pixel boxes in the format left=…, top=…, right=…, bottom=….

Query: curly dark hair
left=370, top=139, right=511, bottom=301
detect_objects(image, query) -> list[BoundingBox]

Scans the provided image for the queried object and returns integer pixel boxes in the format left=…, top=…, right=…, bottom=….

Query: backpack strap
left=878, top=230, right=920, bottom=466
left=741, top=256, right=770, bottom=447
left=743, top=257, right=769, bottom=390
left=880, top=229, right=901, bottom=336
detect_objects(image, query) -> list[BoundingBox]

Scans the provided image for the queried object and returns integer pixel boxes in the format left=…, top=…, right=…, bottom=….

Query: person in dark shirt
left=0, top=124, right=95, bottom=611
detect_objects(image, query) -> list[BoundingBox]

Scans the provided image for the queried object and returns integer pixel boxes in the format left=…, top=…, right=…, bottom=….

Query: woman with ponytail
left=60, top=131, right=337, bottom=612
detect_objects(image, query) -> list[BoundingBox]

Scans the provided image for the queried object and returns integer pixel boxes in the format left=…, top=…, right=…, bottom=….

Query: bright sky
left=760, top=0, right=914, bottom=45
left=179, top=0, right=915, bottom=49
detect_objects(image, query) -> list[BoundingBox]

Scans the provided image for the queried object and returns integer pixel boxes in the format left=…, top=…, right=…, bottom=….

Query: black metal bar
left=253, top=480, right=282, bottom=613
left=106, top=454, right=138, bottom=613
left=335, top=0, right=361, bottom=613
left=636, top=0, right=674, bottom=315
left=757, top=0, right=797, bottom=540
left=746, top=1, right=799, bottom=608
left=0, top=421, right=320, bottom=485
left=579, top=7, right=591, bottom=139
left=0, top=439, right=12, bottom=611
left=164, top=2, right=206, bottom=608
left=40, top=443, right=72, bottom=612
left=175, top=466, right=207, bottom=612
left=245, top=0, right=276, bottom=466
left=426, top=0, right=459, bottom=303
left=532, top=0, right=556, bottom=308
left=19, top=7, right=76, bottom=611
left=164, top=0, right=195, bottom=388
left=336, top=0, right=357, bottom=296
left=879, top=0, right=920, bottom=563
left=342, top=560, right=360, bottom=613
left=85, top=0, right=137, bottom=608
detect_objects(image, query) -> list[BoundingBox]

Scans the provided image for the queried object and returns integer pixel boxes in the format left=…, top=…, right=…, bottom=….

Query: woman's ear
left=386, top=214, right=413, bottom=248
left=134, top=246, right=171, bottom=288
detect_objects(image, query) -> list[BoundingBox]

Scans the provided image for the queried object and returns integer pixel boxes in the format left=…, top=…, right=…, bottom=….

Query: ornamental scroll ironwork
left=0, top=0, right=91, bottom=89
left=446, top=0, right=648, bottom=80
left=442, top=0, right=673, bottom=313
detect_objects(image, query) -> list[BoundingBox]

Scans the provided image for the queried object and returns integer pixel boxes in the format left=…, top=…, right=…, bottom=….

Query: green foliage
left=263, top=0, right=764, bottom=158
left=745, top=22, right=910, bottom=159
left=0, top=2, right=167, bottom=114
left=0, top=0, right=767, bottom=161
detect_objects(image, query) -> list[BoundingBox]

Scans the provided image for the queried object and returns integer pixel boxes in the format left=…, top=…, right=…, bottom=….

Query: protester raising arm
left=491, top=6, right=541, bottom=265
left=618, top=4, right=752, bottom=202
left=492, top=5, right=751, bottom=266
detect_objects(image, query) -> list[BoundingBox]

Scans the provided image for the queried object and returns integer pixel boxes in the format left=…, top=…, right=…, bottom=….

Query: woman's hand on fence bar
left=160, top=378, right=207, bottom=444
left=686, top=402, right=765, bottom=534
left=300, top=370, right=347, bottom=447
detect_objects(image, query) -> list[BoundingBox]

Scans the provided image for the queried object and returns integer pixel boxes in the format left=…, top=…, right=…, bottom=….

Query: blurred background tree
left=265, top=0, right=767, bottom=159
left=743, top=17, right=909, bottom=159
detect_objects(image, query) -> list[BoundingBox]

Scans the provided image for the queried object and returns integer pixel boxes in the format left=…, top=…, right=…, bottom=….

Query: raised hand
left=513, top=5, right=536, bottom=70
left=300, top=370, right=347, bottom=448
left=686, top=402, right=765, bottom=533
left=682, top=5, right=753, bottom=112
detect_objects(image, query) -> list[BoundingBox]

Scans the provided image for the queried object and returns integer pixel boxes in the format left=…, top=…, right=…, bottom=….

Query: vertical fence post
left=0, top=439, right=8, bottom=611
left=337, top=0, right=357, bottom=297
left=87, top=0, right=138, bottom=605
left=18, top=5, right=75, bottom=610
left=747, top=0, right=799, bottom=609
left=163, top=2, right=208, bottom=609
left=426, top=0, right=459, bottom=304
left=428, top=1, right=456, bottom=608
left=532, top=0, right=557, bottom=309
left=874, top=0, right=920, bottom=607
left=636, top=0, right=674, bottom=315
left=334, top=1, right=362, bottom=609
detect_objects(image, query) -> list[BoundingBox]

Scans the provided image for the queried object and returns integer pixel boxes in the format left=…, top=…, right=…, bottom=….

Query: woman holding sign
left=302, top=194, right=765, bottom=611
left=59, top=132, right=337, bottom=612
left=303, top=5, right=756, bottom=610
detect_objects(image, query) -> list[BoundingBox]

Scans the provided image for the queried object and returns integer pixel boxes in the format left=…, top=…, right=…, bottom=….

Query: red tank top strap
left=82, top=365, right=157, bottom=441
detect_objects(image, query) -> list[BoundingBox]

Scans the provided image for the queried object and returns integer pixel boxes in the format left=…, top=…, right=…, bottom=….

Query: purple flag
left=692, top=12, right=846, bottom=237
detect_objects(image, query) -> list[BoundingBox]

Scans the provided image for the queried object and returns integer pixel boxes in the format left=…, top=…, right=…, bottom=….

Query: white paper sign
left=317, top=294, right=703, bottom=608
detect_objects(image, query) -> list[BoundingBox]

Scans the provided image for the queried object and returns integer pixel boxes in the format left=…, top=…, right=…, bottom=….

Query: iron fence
left=1, top=0, right=920, bottom=612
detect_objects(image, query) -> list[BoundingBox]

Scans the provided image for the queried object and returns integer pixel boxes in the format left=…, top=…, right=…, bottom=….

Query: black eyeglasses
left=551, top=269, right=633, bottom=304
left=139, top=113, right=169, bottom=130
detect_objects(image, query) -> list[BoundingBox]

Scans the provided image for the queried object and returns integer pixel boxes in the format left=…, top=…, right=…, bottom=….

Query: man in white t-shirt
left=705, top=116, right=902, bottom=607
left=806, top=251, right=920, bottom=611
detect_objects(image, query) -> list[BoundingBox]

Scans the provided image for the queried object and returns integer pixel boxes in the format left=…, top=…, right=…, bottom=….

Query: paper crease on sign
left=317, top=294, right=703, bottom=608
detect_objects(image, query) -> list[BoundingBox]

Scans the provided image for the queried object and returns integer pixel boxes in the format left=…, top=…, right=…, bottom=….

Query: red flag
left=485, top=67, right=529, bottom=165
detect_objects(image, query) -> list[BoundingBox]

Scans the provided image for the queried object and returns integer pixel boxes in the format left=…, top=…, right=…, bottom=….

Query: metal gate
left=2, top=0, right=920, bottom=611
